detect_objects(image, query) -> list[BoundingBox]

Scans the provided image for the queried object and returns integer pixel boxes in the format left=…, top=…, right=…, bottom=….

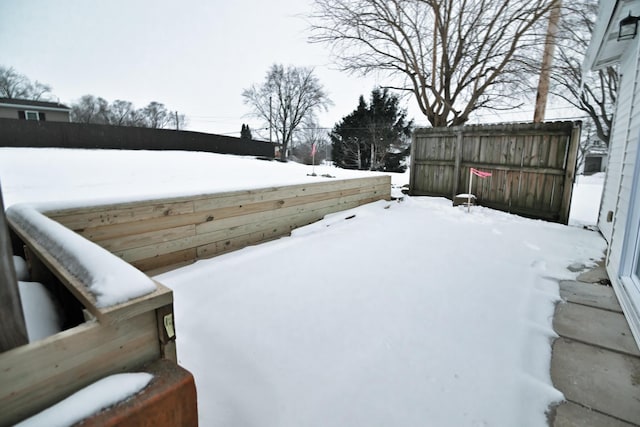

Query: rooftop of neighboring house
left=0, top=97, right=70, bottom=111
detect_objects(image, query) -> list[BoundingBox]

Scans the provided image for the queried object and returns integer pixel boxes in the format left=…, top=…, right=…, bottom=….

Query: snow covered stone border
left=7, top=204, right=157, bottom=308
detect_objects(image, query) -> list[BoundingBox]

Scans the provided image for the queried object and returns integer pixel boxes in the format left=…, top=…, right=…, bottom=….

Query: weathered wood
left=8, top=215, right=172, bottom=323
left=48, top=200, right=195, bottom=231
left=132, top=248, right=197, bottom=274
left=0, top=311, right=159, bottom=427
left=411, top=121, right=579, bottom=223
left=559, top=122, right=580, bottom=224
left=114, top=189, right=385, bottom=264
left=0, top=184, right=28, bottom=352
left=39, top=178, right=390, bottom=276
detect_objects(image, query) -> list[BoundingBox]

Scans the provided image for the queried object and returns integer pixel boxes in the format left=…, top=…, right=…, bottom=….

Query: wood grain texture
left=410, top=122, right=578, bottom=223
left=47, top=177, right=391, bottom=273
left=0, top=311, right=159, bottom=427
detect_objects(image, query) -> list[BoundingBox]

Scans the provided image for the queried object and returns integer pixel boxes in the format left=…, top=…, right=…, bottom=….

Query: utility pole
left=175, top=111, right=179, bottom=131
left=533, top=0, right=562, bottom=123
left=269, top=96, right=273, bottom=143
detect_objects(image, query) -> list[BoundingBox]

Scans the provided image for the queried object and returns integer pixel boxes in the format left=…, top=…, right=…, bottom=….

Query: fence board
left=409, top=122, right=580, bottom=223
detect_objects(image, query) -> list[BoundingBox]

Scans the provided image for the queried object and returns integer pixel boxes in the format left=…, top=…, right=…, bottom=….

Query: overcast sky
left=0, top=0, right=396, bottom=137
left=1, top=0, right=579, bottom=138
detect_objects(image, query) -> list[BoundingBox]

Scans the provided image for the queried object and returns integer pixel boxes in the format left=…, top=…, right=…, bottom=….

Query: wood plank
left=194, top=186, right=387, bottom=235
left=192, top=176, right=389, bottom=212
left=559, top=123, right=580, bottom=224
left=8, top=216, right=172, bottom=323
left=49, top=200, right=195, bottom=231
left=78, top=211, right=206, bottom=243
left=195, top=196, right=383, bottom=260
left=100, top=281, right=173, bottom=323
left=76, top=178, right=389, bottom=242
left=49, top=176, right=388, bottom=228
left=0, top=185, right=28, bottom=352
left=97, top=224, right=196, bottom=252
left=132, top=248, right=197, bottom=274
left=115, top=190, right=385, bottom=263
left=0, top=311, right=159, bottom=426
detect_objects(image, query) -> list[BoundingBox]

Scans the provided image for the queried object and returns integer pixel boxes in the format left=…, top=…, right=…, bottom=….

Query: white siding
left=599, top=45, right=638, bottom=244
left=607, top=37, right=640, bottom=278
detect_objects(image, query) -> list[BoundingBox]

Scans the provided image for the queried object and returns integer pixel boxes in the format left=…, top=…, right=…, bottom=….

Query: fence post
left=559, top=122, right=581, bottom=224
left=409, top=130, right=417, bottom=195
left=452, top=127, right=464, bottom=199
left=0, top=183, right=28, bottom=352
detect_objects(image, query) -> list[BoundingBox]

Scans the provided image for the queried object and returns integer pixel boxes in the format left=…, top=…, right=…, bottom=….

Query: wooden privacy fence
left=409, top=121, right=581, bottom=223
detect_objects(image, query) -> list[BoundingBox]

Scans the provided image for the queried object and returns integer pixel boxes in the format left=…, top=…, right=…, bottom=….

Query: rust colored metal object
left=75, top=359, right=198, bottom=427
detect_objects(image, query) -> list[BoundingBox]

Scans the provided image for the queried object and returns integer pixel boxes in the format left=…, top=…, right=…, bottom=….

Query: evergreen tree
left=240, top=124, right=252, bottom=140
left=330, top=88, right=412, bottom=171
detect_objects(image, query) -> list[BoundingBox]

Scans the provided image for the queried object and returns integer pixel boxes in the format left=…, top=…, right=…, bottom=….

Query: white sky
left=0, top=0, right=580, bottom=138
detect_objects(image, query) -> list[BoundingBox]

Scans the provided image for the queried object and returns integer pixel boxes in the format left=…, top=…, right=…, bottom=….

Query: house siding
left=598, top=47, right=637, bottom=244
left=607, top=39, right=640, bottom=277
left=0, top=106, right=69, bottom=122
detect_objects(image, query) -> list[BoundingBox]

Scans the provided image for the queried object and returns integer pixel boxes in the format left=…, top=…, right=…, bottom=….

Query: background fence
left=409, top=121, right=581, bottom=223
left=0, top=118, right=275, bottom=158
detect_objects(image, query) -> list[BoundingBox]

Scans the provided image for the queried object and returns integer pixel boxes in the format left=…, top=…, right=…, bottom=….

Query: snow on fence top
left=7, top=204, right=157, bottom=307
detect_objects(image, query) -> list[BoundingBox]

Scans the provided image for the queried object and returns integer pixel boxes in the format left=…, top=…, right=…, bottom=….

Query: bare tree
left=108, top=100, right=143, bottom=126
left=70, top=95, right=110, bottom=124
left=551, top=0, right=616, bottom=145
left=242, top=64, right=332, bottom=161
left=70, top=96, right=187, bottom=129
left=141, top=101, right=173, bottom=128
left=0, top=65, right=52, bottom=101
left=309, top=0, right=553, bottom=127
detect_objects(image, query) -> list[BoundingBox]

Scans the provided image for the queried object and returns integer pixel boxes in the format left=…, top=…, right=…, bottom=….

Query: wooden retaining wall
left=409, top=122, right=580, bottom=223
left=2, top=215, right=174, bottom=426
left=45, top=176, right=391, bottom=274
left=1, top=176, right=390, bottom=425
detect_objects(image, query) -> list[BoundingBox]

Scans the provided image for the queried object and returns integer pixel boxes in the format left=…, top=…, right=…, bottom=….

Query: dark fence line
left=409, top=121, right=581, bottom=224
left=0, top=118, right=275, bottom=158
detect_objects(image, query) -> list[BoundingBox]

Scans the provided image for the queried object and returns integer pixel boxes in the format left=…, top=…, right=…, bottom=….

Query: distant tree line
left=70, top=95, right=186, bottom=130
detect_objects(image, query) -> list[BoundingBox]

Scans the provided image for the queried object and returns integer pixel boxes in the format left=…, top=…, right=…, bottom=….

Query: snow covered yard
left=0, top=148, right=606, bottom=426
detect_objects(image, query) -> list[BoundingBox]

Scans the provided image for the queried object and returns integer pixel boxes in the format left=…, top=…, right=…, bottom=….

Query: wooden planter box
left=0, top=176, right=390, bottom=425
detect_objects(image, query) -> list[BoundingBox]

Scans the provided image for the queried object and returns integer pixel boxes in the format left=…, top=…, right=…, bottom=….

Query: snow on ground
left=0, top=148, right=607, bottom=426
left=157, top=199, right=605, bottom=427
left=568, top=173, right=605, bottom=227
left=0, top=148, right=406, bottom=208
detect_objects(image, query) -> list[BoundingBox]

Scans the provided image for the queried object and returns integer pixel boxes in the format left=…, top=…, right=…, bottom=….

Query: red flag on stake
left=467, top=168, right=492, bottom=213
left=470, top=167, right=492, bottom=178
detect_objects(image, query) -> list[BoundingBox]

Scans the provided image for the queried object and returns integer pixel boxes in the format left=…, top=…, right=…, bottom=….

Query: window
left=25, top=111, right=39, bottom=121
